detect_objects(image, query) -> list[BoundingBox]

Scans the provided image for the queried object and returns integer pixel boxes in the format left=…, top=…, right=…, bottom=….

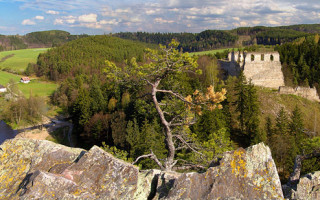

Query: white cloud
left=186, top=16, right=197, bottom=19
left=46, top=10, right=60, bottom=15
left=268, top=20, right=281, bottom=25
left=54, top=15, right=77, bottom=25
left=35, top=16, right=44, bottom=20
left=77, top=23, right=102, bottom=29
left=240, top=21, right=248, bottom=26
left=54, top=19, right=64, bottom=25
left=22, top=19, right=36, bottom=25
left=78, top=14, right=97, bottom=23
left=146, top=9, right=161, bottom=15
left=252, top=20, right=261, bottom=25
left=9, top=0, right=320, bottom=34
left=64, top=16, right=77, bottom=24
left=154, top=18, right=174, bottom=24
left=115, top=9, right=131, bottom=14
left=233, top=17, right=240, bottom=21
left=100, top=19, right=119, bottom=25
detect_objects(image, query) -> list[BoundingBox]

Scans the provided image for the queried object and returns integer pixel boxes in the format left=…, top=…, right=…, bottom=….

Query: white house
left=20, top=77, right=30, bottom=84
left=0, top=85, right=7, bottom=93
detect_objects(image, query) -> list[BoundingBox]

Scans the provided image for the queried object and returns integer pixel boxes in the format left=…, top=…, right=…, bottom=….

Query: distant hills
left=1, top=24, right=320, bottom=53
left=0, top=30, right=88, bottom=51
left=114, top=24, right=320, bottom=52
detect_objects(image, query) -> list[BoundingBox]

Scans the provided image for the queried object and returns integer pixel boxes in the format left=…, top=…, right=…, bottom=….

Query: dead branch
left=156, top=89, right=194, bottom=105
left=170, top=121, right=196, bottom=127
left=288, top=148, right=320, bottom=186
left=173, top=163, right=206, bottom=171
left=132, top=150, right=165, bottom=171
left=173, top=135, right=205, bottom=157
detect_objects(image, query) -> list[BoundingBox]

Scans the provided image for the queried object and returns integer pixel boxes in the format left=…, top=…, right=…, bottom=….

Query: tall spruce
left=234, top=71, right=261, bottom=145
left=290, top=106, right=304, bottom=151
left=234, top=71, right=247, bottom=133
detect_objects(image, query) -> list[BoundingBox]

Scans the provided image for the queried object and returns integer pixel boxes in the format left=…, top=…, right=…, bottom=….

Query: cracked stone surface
left=0, top=138, right=287, bottom=199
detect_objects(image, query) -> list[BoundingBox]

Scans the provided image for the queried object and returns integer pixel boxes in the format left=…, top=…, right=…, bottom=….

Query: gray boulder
left=284, top=171, right=320, bottom=200
left=0, top=138, right=284, bottom=199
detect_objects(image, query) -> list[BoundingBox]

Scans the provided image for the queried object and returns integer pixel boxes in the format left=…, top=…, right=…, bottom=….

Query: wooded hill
left=30, top=35, right=155, bottom=80
left=0, top=30, right=88, bottom=51
left=114, top=24, right=320, bottom=52
left=1, top=24, right=319, bottom=53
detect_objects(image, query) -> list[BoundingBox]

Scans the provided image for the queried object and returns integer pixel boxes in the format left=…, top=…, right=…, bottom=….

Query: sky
left=0, top=0, right=319, bottom=35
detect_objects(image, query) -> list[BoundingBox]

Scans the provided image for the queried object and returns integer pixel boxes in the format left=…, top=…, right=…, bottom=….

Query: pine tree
left=265, top=116, right=273, bottom=144
left=275, top=107, right=290, bottom=135
left=290, top=106, right=304, bottom=150
left=246, top=80, right=261, bottom=144
left=234, top=71, right=247, bottom=133
left=233, top=72, right=261, bottom=145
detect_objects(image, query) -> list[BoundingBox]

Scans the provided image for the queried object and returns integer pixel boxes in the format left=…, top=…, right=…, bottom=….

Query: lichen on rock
left=0, top=139, right=286, bottom=199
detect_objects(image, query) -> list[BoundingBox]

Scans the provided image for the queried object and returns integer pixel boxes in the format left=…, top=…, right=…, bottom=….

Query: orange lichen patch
left=230, top=148, right=247, bottom=178
left=0, top=145, right=31, bottom=196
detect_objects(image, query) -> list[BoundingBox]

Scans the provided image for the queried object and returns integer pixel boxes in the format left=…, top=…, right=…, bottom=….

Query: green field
left=18, top=80, right=58, bottom=98
left=0, top=71, right=21, bottom=85
left=0, top=48, right=49, bottom=73
left=189, top=48, right=238, bottom=56
left=0, top=71, right=57, bottom=97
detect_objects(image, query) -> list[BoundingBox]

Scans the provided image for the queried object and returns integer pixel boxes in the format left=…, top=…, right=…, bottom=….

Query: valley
left=0, top=27, right=319, bottom=191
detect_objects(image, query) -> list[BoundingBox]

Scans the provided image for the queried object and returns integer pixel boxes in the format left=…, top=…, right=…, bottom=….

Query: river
left=0, top=121, right=17, bottom=144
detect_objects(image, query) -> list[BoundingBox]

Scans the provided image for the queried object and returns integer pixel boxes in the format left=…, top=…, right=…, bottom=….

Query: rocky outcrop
left=283, top=171, right=320, bottom=200
left=161, top=143, right=283, bottom=199
left=0, top=138, right=284, bottom=199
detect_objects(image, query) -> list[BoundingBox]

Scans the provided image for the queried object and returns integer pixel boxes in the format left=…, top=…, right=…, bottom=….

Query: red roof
left=21, top=77, right=30, bottom=81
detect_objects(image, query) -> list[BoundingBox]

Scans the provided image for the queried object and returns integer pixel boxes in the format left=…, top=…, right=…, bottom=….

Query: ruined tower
left=221, top=51, right=285, bottom=89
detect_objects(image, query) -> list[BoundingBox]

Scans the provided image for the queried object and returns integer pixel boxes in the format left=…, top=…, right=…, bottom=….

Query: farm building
left=20, top=77, right=30, bottom=84
left=0, top=85, right=7, bottom=93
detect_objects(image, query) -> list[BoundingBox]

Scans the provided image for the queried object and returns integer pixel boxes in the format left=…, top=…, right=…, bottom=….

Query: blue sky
left=0, top=0, right=319, bottom=35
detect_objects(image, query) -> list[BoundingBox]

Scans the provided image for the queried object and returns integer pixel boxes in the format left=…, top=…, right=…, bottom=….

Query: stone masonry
left=220, top=51, right=285, bottom=89
left=279, top=86, right=320, bottom=102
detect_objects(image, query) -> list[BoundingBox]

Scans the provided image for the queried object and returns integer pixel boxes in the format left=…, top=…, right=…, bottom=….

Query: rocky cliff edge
left=0, top=138, right=288, bottom=199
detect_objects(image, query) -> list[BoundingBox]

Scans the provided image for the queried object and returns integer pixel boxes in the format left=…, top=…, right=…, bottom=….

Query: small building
left=0, top=85, right=7, bottom=93
left=20, top=77, right=30, bottom=84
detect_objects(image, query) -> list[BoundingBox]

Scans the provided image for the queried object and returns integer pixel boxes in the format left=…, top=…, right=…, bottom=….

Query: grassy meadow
left=189, top=48, right=238, bottom=56
left=0, top=71, right=57, bottom=97
left=0, top=48, right=57, bottom=98
left=0, top=48, right=48, bottom=73
left=0, top=71, right=21, bottom=85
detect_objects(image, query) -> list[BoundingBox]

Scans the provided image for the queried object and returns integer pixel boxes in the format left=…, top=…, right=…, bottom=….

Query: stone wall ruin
left=279, top=86, right=320, bottom=102
left=221, top=51, right=285, bottom=89
left=219, top=51, right=320, bottom=101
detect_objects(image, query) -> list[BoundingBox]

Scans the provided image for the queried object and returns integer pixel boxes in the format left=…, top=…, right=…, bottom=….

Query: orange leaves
left=185, top=85, right=227, bottom=115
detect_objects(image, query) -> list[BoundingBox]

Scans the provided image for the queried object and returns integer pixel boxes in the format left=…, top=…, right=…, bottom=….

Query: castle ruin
left=219, top=51, right=320, bottom=102
left=220, top=51, right=285, bottom=89
left=279, top=86, right=320, bottom=102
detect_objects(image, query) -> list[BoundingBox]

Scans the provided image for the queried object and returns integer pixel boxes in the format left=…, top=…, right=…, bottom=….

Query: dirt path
left=15, top=128, right=50, bottom=140
left=14, top=116, right=74, bottom=146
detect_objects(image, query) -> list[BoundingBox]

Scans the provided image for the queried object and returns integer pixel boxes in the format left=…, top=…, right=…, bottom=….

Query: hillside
left=0, top=48, right=48, bottom=73
left=0, top=30, right=88, bottom=51
left=257, top=87, right=320, bottom=134
left=33, top=35, right=155, bottom=80
left=114, top=24, right=320, bottom=52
